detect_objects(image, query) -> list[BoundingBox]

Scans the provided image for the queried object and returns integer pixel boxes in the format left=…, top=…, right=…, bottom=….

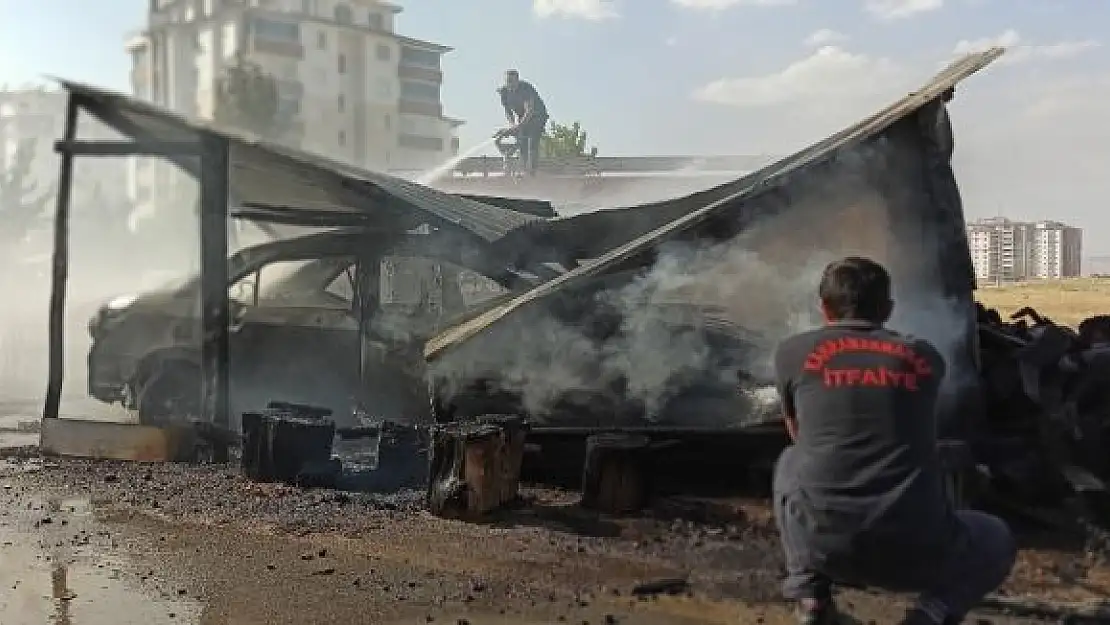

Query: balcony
left=252, top=38, right=304, bottom=58
left=397, top=65, right=442, bottom=83
left=398, top=99, right=442, bottom=117
left=398, top=134, right=444, bottom=152
left=399, top=47, right=442, bottom=71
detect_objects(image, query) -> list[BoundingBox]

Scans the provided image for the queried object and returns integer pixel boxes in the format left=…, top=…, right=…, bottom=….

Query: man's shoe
left=794, top=598, right=839, bottom=625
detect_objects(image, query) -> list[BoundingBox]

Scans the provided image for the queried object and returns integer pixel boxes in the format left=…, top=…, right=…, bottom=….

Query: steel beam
left=53, top=139, right=198, bottom=157
left=43, top=95, right=79, bottom=420
left=198, top=134, right=231, bottom=434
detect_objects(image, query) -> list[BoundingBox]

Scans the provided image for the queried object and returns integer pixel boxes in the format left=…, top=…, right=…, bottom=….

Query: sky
left=1, top=0, right=1108, bottom=253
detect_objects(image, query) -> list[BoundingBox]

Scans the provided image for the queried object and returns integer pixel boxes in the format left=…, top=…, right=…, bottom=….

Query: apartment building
left=1031, top=220, right=1083, bottom=279
left=125, top=0, right=462, bottom=214
left=966, top=217, right=1082, bottom=283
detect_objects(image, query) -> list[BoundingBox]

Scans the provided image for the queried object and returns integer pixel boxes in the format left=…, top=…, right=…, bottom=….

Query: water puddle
left=0, top=414, right=40, bottom=433
left=0, top=512, right=203, bottom=624
left=0, top=414, right=40, bottom=450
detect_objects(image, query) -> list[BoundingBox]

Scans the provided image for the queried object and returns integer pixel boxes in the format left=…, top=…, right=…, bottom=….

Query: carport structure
left=42, top=80, right=547, bottom=432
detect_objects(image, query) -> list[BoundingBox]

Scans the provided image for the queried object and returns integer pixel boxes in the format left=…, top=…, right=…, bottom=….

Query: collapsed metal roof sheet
left=424, top=49, right=1004, bottom=361
left=53, top=79, right=541, bottom=242
left=490, top=165, right=779, bottom=263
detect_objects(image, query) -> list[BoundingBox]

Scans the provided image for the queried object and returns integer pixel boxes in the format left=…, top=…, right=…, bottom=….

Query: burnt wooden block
left=476, top=415, right=529, bottom=505
left=427, top=416, right=528, bottom=520
left=241, top=412, right=336, bottom=484
left=581, top=433, right=651, bottom=515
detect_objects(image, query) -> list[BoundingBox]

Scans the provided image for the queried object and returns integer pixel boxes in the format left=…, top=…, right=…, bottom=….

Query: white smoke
left=430, top=136, right=978, bottom=426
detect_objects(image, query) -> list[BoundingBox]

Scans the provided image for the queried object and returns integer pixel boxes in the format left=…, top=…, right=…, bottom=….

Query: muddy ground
left=1, top=451, right=1108, bottom=624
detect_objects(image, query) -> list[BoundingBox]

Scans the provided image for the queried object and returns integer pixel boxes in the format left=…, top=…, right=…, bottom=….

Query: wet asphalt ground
left=0, top=407, right=1106, bottom=624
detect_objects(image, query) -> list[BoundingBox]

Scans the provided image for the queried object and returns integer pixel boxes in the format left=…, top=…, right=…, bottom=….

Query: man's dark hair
left=818, top=257, right=893, bottom=323
left=1078, top=315, right=1110, bottom=345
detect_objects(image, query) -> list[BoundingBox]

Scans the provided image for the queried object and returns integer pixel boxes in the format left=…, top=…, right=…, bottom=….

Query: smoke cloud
left=429, top=138, right=978, bottom=427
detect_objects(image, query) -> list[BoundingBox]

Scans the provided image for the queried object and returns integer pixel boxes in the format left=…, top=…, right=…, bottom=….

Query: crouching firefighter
left=771, top=257, right=1016, bottom=625
left=494, top=69, right=548, bottom=176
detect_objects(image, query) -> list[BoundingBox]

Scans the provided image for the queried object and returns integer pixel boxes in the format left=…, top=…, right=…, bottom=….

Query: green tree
left=0, top=139, right=51, bottom=250
left=212, top=54, right=291, bottom=140
left=541, top=121, right=598, bottom=159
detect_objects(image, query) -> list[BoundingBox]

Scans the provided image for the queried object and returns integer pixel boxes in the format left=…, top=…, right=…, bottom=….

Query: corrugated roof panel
left=53, top=79, right=541, bottom=241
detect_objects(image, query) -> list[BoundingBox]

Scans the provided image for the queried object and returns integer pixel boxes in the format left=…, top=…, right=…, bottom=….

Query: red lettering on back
left=803, top=333, right=934, bottom=391
left=820, top=367, right=921, bottom=389
left=861, top=369, right=881, bottom=385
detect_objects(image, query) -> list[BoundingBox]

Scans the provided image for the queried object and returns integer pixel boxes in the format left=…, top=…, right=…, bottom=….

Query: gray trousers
left=774, top=447, right=1016, bottom=621
left=508, top=117, right=546, bottom=175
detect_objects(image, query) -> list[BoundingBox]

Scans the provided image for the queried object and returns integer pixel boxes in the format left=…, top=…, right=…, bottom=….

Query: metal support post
left=198, top=134, right=231, bottom=433
left=43, top=96, right=79, bottom=420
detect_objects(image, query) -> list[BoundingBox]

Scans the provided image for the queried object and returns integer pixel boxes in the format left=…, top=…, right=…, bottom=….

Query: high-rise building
left=1031, top=220, right=1083, bottom=279
left=966, top=217, right=1082, bottom=283
left=125, top=0, right=463, bottom=220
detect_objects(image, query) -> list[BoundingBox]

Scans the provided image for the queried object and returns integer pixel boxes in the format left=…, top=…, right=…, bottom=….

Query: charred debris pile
left=972, top=305, right=1110, bottom=537
left=227, top=301, right=1110, bottom=535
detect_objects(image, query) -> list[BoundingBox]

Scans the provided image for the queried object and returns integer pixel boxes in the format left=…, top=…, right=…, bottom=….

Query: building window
left=400, top=80, right=440, bottom=102
left=400, top=47, right=440, bottom=69
left=369, top=12, right=383, bottom=30
left=334, top=4, right=352, bottom=24
left=276, top=79, right=305, bottom=99
left=376, top=44, right=390, bottom=61
left=398, top=134, right=444, bottom=151
left=338, top=131, right=347, bottom=146
left=338, top=54, right=346, bottom=73
left=251, top=18, right=300, bottom=43
left=301, top=0, right=313, bottom=14
left=277, top=97, right=300, bottom=117
left=316, top=31, right=326, bottom=49
left=338, top=94, right=345, bottom=112
left=383, top=114, right=391, bottom=129
left=222, top=23, right=238, bottom=58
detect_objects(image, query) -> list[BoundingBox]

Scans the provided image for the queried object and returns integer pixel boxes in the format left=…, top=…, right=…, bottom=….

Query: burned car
left=86, top=228, right=514, bottom=426
left=87, top=223, right=771, bottom=431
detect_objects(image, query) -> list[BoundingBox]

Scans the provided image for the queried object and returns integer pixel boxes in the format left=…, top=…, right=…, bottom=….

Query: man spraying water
left=494, top=69, right=549, bottom=176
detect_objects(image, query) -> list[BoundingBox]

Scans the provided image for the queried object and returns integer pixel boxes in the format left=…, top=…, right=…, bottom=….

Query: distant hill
left=1086, top=256, right=1110, bottom=276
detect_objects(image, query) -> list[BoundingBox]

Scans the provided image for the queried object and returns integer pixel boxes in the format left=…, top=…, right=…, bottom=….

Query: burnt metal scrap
left=974, top=303, right=1110, bottom=531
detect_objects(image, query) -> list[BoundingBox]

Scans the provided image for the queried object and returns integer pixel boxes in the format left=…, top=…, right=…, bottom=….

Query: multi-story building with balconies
left=125, top=0, right=462, bottom=225
left=1031, top=220, right=1083, bottom=280
left=967, top=217, right=1083, bottom=283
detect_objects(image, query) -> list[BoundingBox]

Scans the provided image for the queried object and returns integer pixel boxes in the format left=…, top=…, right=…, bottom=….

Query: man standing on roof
left=494, top=70, right=549, bottom=177
left=772, top=257, right=1015, bottom=625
